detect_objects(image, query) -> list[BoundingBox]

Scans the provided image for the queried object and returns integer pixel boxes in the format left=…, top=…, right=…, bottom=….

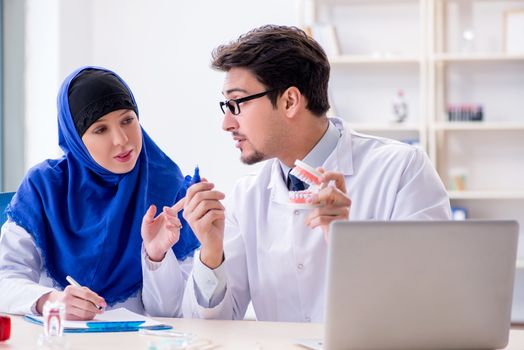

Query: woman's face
left=81, top=109, right=142, bottom=174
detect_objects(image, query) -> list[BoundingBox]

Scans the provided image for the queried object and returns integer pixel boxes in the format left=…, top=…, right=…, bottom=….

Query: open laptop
left=512, top=267, right=524, bottom=324
left=298, top=220, right=519, bottom=350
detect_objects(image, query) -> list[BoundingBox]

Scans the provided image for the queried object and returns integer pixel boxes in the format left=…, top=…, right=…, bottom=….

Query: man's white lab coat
left=183, top=117, right=451, bottom=322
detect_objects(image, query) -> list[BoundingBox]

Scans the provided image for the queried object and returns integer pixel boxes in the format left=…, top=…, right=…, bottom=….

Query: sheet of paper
left=26, top=307, right=163, bottom=329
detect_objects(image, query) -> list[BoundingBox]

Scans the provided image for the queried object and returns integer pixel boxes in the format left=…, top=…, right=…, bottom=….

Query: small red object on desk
left=0, top=315, right=11, bottom=341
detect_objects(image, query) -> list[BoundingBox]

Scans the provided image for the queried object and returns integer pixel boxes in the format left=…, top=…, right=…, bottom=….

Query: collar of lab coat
left=267, top=117, right=354, bottom=200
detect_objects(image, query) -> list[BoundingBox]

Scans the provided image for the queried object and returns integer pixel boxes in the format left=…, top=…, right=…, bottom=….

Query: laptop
left=512, top=267, right=524, bottom=324
left=298, top=220, right=519, bottom=350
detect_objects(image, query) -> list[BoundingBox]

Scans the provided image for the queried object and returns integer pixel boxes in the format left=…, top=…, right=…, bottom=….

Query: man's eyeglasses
left=219, top=89, right=275, bottom=116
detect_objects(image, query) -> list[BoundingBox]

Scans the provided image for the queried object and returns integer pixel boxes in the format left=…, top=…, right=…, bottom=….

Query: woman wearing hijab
left=0, top=66, right=200, bottom=320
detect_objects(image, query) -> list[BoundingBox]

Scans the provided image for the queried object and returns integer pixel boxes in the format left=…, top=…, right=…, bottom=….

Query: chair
left=0, top=192, right=15, bottom=226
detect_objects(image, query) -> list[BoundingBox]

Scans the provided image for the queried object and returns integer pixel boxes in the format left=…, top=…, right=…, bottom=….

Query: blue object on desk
left=86, top=321, right=145, bottom=328
left=66, top=323, right=172, bottom=333
left=23, top=315, right=172, bottom=333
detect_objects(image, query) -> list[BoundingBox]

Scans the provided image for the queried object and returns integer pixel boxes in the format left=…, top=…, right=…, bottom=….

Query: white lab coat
left=0, top=221, right=192, bottom=317
left=183, top=117, right=451, bottom=322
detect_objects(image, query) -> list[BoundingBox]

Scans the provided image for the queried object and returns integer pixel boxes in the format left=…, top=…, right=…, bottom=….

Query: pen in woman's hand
left=65, top=275, right=104, bottom=310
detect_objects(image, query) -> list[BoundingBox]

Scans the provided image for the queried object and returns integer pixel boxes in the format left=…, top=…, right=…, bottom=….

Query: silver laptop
left=512, top=267, right=524, bottom=324
left=298, top=220, right=519, bottom=350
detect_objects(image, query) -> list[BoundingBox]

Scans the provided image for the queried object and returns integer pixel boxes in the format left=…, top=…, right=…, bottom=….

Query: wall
left=25, top=0, right=61, bottom=169
left=2, top=0, right=26, bottom=191
left=22, top=0, right=300, bottom=195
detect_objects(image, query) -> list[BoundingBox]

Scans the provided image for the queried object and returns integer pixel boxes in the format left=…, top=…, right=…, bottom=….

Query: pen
left=190, top=165, right=201, bottom=185
left=65, top=275, right=103, bottom=310
left=184, top=166, right=201, bottom=188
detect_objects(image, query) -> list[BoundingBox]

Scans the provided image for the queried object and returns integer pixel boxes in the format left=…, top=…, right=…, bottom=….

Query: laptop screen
left=321, top=220, right=518, bottom=350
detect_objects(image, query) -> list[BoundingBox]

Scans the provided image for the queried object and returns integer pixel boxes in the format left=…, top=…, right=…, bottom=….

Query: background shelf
left=330, top=55, right=421, bottom=64
left=433, top=53, right=524, bottom=62
left=434, top=122, right=524, bottom=131
left=449, top=191, right=524, bottom=200
left=303, top=0, right=524, bottom=262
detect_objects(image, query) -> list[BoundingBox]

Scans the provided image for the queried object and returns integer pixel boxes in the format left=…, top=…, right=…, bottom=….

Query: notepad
left=24, top=307, right=172, bottom=333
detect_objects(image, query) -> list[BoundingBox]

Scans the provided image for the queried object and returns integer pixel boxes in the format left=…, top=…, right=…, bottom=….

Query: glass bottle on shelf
left=392, top=89, right=408, bottom=123
left=458, top=0, right=475, bottom=53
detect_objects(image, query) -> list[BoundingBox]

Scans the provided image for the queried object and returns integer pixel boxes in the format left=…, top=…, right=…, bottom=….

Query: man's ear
left=281, top=86, right=303, bottom=118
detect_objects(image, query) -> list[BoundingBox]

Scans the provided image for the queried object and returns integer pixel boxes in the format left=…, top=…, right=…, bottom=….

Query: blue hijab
left=6, top=66, right=200, bottom=304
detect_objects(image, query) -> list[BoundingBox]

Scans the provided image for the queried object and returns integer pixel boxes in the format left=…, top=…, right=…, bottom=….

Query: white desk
left=2, top=316, right=524, bottom=349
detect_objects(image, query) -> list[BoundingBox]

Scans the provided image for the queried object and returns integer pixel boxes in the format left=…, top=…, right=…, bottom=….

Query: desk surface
left=2, top=316, right=524, bottom=350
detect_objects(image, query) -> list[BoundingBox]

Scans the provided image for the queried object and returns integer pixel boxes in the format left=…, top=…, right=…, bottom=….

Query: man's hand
left=182, top=179, right=226, bottom=269
left=305, top=168, right=351, bottom=241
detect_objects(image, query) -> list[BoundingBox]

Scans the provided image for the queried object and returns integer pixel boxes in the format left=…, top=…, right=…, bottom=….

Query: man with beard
left=180, top=25, right=451, bottom=322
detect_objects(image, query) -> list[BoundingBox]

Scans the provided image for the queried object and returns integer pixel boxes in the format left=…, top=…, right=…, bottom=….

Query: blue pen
left=183, top=175, right=192, bottom=188
left=184, top=165, right=201, bottom=188
left=190, top=166, right=201, bottom=185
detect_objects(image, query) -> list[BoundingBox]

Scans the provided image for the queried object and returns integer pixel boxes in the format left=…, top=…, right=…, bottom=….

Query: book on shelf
left=451, top=207, right=468, bottom=220
left=447, top=104, right=483, bottom=122
left=504, top=10, right=524, bottom=54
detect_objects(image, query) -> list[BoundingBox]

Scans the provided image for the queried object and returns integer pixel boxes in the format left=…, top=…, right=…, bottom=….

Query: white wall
left=25, top=0, right=300, bottom=194
left=25, top=0, right=61, bottom=168
left=3, top=0, right=26, bottom=191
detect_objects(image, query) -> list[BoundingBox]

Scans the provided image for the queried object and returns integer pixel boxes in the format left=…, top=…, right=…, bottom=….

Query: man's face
left=221, top=67, right=286, bottom=165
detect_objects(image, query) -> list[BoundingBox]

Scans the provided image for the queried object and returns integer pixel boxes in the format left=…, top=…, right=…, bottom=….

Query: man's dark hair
left=211, top=25, right=330, bottom=117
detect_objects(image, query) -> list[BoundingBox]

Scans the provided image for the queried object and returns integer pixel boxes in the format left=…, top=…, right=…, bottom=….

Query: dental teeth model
left=290, top=160, right=322, bottom=188
left=288, top=160, right=322, bottom=207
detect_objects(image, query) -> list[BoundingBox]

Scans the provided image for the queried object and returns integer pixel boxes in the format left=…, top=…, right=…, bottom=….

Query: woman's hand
left=36, top=286, right=106, bottom=320
left=141, top=204, right=183, bottom=262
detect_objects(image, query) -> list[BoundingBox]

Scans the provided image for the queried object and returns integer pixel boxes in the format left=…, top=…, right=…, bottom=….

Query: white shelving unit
left=449, top=191, right=524, bottom=200
left=302, top=0, right=428, bottom=146
left=329, top=55, right=421, bottom=64
left=302, top=0, right=524, bottom=321
left=428, top=1, right=524, bottom=267
left=434, top=53, right=524, bottom=62
left=301, top=0, right=524, bottom=270
left=434, top=122, right=524, bottom=131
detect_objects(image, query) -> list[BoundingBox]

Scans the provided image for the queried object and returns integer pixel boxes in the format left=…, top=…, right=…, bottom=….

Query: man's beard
left=241, top=149, right=266, bottom=165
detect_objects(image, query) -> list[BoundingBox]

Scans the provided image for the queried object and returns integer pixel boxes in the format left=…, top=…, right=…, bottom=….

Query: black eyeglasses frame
left=219, top=89, right=277, bottom=116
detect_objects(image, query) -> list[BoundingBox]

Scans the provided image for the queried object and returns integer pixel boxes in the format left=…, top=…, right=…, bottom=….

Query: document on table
left=24, top=307, right=172, bottom=332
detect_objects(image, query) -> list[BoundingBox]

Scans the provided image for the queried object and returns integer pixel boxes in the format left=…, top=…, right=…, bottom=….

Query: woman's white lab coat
left=0, top=221, right=192, bottom=317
